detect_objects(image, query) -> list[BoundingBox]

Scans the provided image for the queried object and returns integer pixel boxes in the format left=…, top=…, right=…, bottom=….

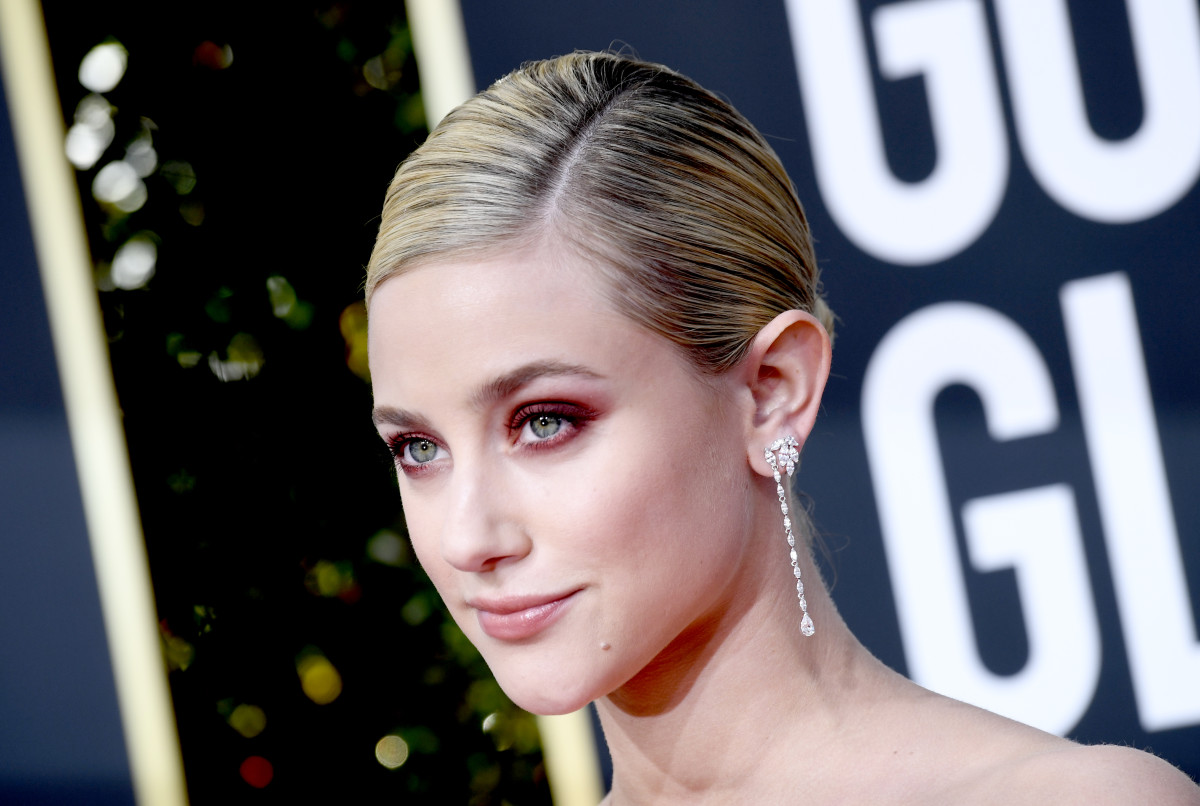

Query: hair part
left=366, top=50, right=835, bottom=375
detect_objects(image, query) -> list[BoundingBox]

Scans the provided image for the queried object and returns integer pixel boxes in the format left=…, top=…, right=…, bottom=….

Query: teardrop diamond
left=800, top=613, right=815, bottom=637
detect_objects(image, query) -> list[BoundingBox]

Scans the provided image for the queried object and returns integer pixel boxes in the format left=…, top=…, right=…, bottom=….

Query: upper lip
left=466, top=590, right=579, bottom=615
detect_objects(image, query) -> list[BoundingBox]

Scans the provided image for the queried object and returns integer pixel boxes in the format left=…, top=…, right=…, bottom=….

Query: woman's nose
left=438, top=471, right=531, bottom=573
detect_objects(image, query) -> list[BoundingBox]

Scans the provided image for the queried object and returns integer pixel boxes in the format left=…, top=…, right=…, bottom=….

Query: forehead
left=377, top=242, right=596, bottom=312
left=366, top=245, right=690, bottom=405
left=369, top=245, right=612, bottom=349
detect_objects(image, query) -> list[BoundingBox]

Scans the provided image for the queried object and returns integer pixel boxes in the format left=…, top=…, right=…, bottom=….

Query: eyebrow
left=470, top=360, right=601, bottom=410
left=371, top=405, right=433, bottom=433
left=371, top=360, right=602, bottom=431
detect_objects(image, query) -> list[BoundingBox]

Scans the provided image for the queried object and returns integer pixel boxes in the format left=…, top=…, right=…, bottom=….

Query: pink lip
left=470, top=591, right=579, bottom=641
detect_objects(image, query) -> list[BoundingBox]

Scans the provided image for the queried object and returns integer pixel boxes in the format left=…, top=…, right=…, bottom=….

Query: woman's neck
left=593, top=561, right=899, bottom=805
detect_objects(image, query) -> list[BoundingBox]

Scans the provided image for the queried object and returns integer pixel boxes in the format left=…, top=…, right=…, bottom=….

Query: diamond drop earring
left=764, top=436, right=815, bottom=637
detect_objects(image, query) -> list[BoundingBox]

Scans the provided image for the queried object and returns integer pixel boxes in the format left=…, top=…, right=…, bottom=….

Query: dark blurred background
left=40, top=2, right=550, bottom=802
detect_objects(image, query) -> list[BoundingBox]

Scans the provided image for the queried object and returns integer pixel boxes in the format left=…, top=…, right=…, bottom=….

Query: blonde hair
left=367, top=51, right=834, bottom=374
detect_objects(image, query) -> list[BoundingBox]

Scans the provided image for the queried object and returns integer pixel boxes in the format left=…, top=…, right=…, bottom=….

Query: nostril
left=439, top=513, right=532, bottom=574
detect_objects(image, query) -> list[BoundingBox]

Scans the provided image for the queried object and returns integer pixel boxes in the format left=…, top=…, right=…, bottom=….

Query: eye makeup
left=509, top=401, right=599, bottom=451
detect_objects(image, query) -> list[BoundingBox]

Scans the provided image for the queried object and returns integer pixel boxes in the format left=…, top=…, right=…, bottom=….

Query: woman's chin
left=499, top=678, right=598, bottom=716
left=488, top=662, right=606, bottom=716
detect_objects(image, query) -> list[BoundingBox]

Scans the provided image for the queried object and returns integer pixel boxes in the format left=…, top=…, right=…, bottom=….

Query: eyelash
left=509, top=402, right=596, bottom=449
left=385, top=433, right=441, bottom=475
left=384, top=401, right=597, bottom=476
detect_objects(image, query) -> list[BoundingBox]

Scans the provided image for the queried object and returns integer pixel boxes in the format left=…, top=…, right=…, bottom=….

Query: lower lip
left=476, top=593, right=577, bottom=641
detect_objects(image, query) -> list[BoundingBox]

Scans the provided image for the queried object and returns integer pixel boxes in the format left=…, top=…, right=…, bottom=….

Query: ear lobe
left=743, top=310, right=832, bottom=477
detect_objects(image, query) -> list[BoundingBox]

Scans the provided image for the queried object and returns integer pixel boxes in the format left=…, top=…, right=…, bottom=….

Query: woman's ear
left=741, top=310, right=832, bottom=477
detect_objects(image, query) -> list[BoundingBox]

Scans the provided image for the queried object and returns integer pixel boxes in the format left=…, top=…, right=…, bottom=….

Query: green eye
left=407, top=439, right=438, bottom=463
left=529, top=414, right=562, bottom=439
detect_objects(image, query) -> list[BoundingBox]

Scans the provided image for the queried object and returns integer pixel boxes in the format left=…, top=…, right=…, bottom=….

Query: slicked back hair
left=366, top=51, right=834, bottom=374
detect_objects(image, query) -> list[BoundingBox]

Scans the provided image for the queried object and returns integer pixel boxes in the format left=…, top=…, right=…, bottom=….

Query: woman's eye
left=405, top=439, right=439, bottom=464
left=509, top=402, right=596, bottom=449
left=527, top=414, right=563, bottom=440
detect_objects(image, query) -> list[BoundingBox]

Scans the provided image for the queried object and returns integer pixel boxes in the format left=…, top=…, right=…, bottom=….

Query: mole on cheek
left=600, top=642, right=611, bottom=651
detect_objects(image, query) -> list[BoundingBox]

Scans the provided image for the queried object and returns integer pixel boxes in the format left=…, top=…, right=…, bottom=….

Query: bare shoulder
left=902, top=691, right=1199, bottom=805
left=858, top=674, right=1197, bottom=805
left=978, top=743, right=1200, bottom=806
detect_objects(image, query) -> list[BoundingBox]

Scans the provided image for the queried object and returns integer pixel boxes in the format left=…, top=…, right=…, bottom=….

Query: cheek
left=564, top=400, right=747, bottom=562
left=565, top=446, right=738, bottom=577
left=396, top=492, right=451, bottom=585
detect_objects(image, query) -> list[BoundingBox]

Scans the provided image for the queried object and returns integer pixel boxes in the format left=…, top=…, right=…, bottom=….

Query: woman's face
left=368, top=244, right=758, bottom=714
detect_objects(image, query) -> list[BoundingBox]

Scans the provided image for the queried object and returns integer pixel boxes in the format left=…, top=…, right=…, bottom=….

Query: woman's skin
left=368, top=240, right=1200, bottom=805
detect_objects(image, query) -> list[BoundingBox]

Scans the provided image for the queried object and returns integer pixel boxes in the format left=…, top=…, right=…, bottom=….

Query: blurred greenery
left=41, top=2, right=551, bottom=803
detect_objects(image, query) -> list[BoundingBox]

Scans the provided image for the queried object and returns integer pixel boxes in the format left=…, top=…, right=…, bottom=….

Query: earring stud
left=765, top=436, right=814, bottom=637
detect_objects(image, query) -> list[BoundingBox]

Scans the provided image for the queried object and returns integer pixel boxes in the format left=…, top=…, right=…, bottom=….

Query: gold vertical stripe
left=0, top=1, right=189, bottom=804
left=537, top=710, right=606, bottom=806
left=405, top=0, right=476, bottom=127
